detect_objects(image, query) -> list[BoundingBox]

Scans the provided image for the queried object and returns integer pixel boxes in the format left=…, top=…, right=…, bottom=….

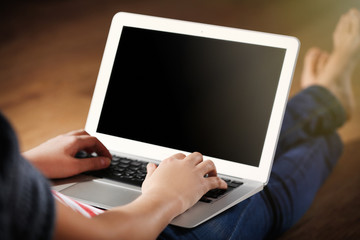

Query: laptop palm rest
left=60, top=181, right=141, bottom=209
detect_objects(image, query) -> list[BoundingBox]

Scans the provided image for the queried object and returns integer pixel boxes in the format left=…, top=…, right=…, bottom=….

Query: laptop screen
left=97, top=26, right=286, bottom=167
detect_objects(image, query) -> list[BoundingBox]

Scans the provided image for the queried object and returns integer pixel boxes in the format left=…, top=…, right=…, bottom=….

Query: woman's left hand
left=23, top=129, right=112, bottom=179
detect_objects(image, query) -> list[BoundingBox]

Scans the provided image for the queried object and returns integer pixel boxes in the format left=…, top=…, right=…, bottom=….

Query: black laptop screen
left=97, top=26, right=286, bottom=167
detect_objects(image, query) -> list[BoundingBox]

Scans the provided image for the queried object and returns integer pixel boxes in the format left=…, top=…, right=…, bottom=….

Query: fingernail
left=147, top=162, right=157, bottom=169
left=100, top=158, right=106, bottom=166
left=101, top=158, right=110, bottom=166
left=222, top=180, right=228, bottom=188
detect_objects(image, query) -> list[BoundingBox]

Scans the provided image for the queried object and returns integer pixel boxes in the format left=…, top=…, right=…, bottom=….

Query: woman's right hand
left=141, top=152, right=227, bottom=215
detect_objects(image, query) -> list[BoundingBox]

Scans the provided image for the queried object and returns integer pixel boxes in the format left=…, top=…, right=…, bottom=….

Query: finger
left=185, top=152, right=203, bottom=165
left=197, top=159, right=217, bottom=177
left=74, top=135, right=112, bottom=159
left=76, top=156, right=111, bottom=173
left=169, top=153, right=187, bottom=160
left=204, top=176, right=228, bottom=191
left=144, top=162, right=157, bottom=180
left=66, top=129, right=89, bottom=136
left=162, top=153, right=186, bottom=164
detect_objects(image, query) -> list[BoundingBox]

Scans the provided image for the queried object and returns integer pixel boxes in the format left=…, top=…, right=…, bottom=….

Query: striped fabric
left=52, top=190, right=104, bottom=218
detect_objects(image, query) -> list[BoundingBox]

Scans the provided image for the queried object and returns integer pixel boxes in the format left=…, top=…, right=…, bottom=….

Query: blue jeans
left=159, top=86, right=346, bottom=239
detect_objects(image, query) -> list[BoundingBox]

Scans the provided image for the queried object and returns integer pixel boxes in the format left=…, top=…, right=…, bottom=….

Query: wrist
left=92, top=192, right=184, bottom=239
left=22, top=149, right=35, bottom=161
left=22, top=149, right=53, bottom=178
left=139, top=191, right=185, bottom=221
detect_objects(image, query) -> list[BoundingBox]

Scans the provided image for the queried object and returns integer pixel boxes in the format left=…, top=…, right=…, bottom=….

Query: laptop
left=53, top=12, right=299, bottom=228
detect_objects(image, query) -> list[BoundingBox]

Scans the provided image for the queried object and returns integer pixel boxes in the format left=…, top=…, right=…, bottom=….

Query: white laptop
left=54, top=12, right=299, bottom=228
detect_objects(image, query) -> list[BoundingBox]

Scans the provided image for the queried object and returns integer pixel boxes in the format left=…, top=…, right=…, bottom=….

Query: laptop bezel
left=85, top=12, right=299, bottom=184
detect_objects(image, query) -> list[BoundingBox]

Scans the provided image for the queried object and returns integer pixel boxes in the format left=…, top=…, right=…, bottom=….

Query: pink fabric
left=52, top=190, right=104, bottom=218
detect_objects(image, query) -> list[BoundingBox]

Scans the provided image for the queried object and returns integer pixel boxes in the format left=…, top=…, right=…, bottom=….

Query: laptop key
left=228, top=181, right=243, bottom=188
left=199, top=178, right=243, bottom=203
left=199, top=196, right=212, bottom=203
left=119, top=159, right=131, bottom=164
left=204, top=189, right=227, bottom=199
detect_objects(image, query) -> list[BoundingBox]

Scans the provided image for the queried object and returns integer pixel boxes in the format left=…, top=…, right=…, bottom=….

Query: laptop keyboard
left=85, top=155, right=148, bottom=187
left=81, top=153, right=243, bottom=203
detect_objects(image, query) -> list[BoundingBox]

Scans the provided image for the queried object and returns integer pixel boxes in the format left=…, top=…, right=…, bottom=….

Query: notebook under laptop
left=54, top=12, right=299, bottom=228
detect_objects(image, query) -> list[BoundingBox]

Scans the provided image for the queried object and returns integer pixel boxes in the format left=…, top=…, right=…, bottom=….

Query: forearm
left=22, top=149, right=51, bottom=177
left=95, top=194, right=182, bottom=240
left=53, top=153, right=220, bottom=239
left=54, top=194, right=182, bottom=240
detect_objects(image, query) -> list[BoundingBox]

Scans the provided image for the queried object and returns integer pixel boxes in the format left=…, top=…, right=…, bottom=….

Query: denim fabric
left=159, top=86, right=346, bottom=239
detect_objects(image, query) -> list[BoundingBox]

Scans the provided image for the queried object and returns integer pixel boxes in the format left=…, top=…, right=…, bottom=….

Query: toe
left=316, top=51, right=330, bottom=74
left=301, top=48, right=322, bottom=88
left=304, top=48, right=322, bottom=74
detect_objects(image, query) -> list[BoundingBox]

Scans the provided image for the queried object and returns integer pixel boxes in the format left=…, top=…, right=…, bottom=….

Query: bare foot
left=301, top=47, right=329, bottom=89
left=333, top=9, right=360, bottom=63
left=301, top=8, right=360, bottom=119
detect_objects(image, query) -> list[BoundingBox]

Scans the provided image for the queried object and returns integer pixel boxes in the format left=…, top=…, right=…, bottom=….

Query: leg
left=264, top=10, right=360, bottom=237
left=159, top=8, right=360, bottom=239
left=266, top=133, right=343, bottom=237
left=275, top=85, right=346, bottom=159
left=159, top=134, right=342, bottom=240
left=276, top=8, right=360, bottom=158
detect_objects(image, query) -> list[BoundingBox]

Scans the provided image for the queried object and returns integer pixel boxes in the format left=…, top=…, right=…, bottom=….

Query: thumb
left=77, top=157, right=111, bottom=173
left=145, top=162, right=157, bottom=180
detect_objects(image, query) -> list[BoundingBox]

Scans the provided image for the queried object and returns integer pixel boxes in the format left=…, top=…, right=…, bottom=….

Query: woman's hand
left=52, top=151, right=226, bottom=240
left=141, top=152, right=227, bottom=215
left=23, top=130, right=112, bottom=179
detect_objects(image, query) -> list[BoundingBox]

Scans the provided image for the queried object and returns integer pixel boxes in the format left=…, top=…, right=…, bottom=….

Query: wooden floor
left=1, top=0, right=360, bottom=150
left=1, top=0, right=360, bottom=238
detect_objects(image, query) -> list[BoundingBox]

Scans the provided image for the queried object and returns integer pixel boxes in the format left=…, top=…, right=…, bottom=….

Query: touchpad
left=60, top=180, right=141, bottom=209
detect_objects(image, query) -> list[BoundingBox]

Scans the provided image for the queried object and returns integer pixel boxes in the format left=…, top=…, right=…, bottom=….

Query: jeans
left=159, top=86, right=346, bottom=239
